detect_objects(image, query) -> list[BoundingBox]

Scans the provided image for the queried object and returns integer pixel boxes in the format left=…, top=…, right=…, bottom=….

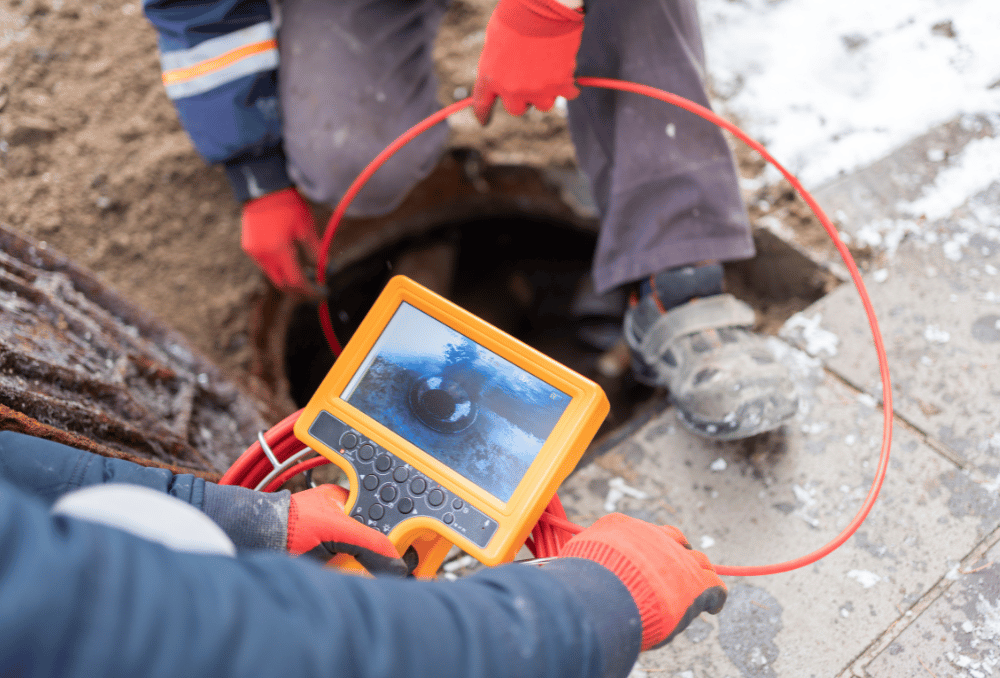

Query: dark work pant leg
left=569, top=0, right=754, bottom=294
left=277, top=0, right=450, bottom=215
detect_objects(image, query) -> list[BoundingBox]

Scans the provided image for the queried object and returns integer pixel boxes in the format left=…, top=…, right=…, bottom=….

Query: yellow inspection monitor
left=295, top=275, right=609, bottom=575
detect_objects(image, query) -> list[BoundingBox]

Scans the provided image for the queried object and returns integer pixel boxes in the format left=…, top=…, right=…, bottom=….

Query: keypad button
left=375, top=455, right=392, bottom=472
left=410, top=477, right=427, bottom=495
left=352, top=513, right=366, bottom=523
left=397, top=497, right=414, bottom=514
left=340, top=432, right=358, bottom=449
left=452, top=498, right=464, bottom=510
left=357, top=443, right=376, bottom=461
left=392, top=466, right=409, bottom=483
left=379, top=484, right=397, bottom=503
left=427, top=489, right=445, bottom=507
left=362, top=474, right=379, bottom=491
left=368, top=504, right=385, bottom=521
left=442, top=513, right=454, bottom=525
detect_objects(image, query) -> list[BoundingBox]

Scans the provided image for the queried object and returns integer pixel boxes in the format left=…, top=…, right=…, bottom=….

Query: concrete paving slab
left=811, top=114, right=999, bottom=241
left=779, top=192, right=1000, bottom=472
left=864, top=531, right=1000, bottom=678
left=558, top=347, right=1000, bottom=677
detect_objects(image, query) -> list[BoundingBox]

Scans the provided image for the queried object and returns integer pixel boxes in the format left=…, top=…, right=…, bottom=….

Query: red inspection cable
left=243, top=77, right=893, bottom=577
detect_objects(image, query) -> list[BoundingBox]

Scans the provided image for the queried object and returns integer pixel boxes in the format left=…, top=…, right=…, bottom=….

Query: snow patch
left=846, top=569, right=881, bottom=588
left=781, top=312, right=840, bottom=357
left=604, top=477, right=649, bottom=513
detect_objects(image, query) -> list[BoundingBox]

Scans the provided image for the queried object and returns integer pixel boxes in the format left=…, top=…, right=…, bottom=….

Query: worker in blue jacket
left=0, top=430, right=726, bottom=677
left=142, top=0, right=799, bottom=443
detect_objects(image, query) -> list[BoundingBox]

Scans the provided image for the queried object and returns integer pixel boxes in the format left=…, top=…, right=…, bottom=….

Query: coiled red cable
left=226, top=77, right=894, bottom=577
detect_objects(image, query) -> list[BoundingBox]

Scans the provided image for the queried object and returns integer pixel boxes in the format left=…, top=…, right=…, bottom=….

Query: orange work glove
left=240, top=187, right=321, bottom=293
left=559, top=514, right=727, bottom=650
left=287, top=484, right=407, bottom=576
left=472, top=0, right=584, bottom=125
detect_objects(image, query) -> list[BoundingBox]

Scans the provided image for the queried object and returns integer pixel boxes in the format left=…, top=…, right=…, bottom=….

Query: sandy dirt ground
left=0, top=0, right=585, bottom=402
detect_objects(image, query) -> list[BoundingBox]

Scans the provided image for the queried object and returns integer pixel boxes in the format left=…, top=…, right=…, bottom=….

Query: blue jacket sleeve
left=0, top=479, right=641, bottom=678
left=0, top=431, right=288, bottom=552
left=141, top=0, right=292, bottom=202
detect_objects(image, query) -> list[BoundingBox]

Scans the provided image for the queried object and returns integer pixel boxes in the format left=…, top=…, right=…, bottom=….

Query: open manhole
left=285, top=211, right=652, bottom=435
left=275, top=150, right=841, bottom=443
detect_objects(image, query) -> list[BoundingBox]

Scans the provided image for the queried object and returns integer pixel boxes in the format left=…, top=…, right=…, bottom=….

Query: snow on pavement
left=700, top=0, right=1000, bottom=190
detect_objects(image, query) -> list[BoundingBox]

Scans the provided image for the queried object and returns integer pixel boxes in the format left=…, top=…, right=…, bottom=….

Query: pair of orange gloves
left=241, top=0, right=586, bottom=294
left=288, top=485, right=726, bottom=651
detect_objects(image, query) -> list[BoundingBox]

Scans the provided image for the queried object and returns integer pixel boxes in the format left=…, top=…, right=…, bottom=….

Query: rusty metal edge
left=0, top=224, right=270, bottom=427
left=0, top=403, right=223, bottom=482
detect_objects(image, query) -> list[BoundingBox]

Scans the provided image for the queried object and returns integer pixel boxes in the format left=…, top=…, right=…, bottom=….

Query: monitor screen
left=341, top=302, right=572, bottom=502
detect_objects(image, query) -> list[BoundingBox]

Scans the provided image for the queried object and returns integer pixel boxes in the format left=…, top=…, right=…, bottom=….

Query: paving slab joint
left=841, top=522, right=1000, bottom=677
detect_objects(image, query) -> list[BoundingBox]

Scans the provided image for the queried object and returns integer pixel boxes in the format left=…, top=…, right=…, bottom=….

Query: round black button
left=393, top=466, right=410, bottom=483
left=410, top=477, right=427, bottom=495
left=452, top=498, right=464, bottom=510
left=340, top=432, right=358, bottom=449
left=362, top=474, right=379, bottom=491
left=352, top=513, right=366, bottom=523
left=368, top=504, right=385, bottom=520
left=397, top=497, right=414, bottom=514
left=442, top=512, right=454, bottom=524
left=427, top=489, right=445, bottom=507
left=375, top=455, right=392, bottom=472
left=379, top=484, right=397, bottom=503
left=357, top=443, right=376, bottom=461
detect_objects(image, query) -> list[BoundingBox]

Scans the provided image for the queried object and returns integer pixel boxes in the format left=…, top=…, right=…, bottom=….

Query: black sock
left=638, top=262, right=725, bottom=312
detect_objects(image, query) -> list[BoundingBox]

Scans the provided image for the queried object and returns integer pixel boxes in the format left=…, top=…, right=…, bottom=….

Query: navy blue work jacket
left=0, top=431, right=641, bottom=678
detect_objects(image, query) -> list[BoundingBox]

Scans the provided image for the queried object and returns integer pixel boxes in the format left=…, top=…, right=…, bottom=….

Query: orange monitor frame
left=294, top=276, right=609, bottom=576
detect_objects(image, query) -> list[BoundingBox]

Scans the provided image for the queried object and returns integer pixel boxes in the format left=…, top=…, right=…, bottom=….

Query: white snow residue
left=781, top=312, right=840, bottom=358
left=604, top=477, right=649, bottom=513
left=700, top=0, right=1000, bottom=189
left=974, top=594, right=1000, bottom=642
left=793, top=483, right=815, bottom=506
left=710, top=458, right=727, bottom=472
left=850, top=218, right=921, bottom=258
left=901, top=134, right=1000, bottom=221
left=846, top=569, right=881, bottom=588
left=924, top=325, right=952, bottom=344
left=857, top=393, right=878, bottom=408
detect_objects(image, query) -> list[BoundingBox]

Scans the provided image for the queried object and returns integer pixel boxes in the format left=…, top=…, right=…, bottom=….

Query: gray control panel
left=308, top=410, right=499, bottom=549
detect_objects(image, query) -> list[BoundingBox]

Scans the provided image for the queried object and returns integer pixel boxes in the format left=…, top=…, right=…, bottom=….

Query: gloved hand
left=472, top=0, right=584, bottom=125
left=558, top=514, right=727, bottom=650
left=287, top=484, right=407, bottom=576
left=240, top=187, right=322, bottom=294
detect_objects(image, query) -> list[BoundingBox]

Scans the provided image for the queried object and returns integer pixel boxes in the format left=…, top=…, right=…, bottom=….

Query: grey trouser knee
left=569, top=0, right=754, bottom=294
left=277, top=0, right=450, bottom=215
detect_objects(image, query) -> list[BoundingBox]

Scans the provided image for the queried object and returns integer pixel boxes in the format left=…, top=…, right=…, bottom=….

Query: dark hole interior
left=283, top=213, right=653, bottom=435
left=420, top=390, right=456, bottom=420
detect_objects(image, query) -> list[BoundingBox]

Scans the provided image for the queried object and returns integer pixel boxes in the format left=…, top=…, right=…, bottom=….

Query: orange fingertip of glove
left=559, top=514, right=726, bottom=651
left=240, top=187, right=320, bottom=290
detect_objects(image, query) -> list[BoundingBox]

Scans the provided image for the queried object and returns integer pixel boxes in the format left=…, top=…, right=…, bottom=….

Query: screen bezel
left=298, top=276, right=606, bottom=520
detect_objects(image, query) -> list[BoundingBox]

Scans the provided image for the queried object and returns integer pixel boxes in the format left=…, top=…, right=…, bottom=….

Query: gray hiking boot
left=625, top=291, right=798, bottom=441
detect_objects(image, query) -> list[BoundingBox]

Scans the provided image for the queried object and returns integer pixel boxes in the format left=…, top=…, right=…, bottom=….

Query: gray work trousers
left=277, top=0, right=754, bottom=294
